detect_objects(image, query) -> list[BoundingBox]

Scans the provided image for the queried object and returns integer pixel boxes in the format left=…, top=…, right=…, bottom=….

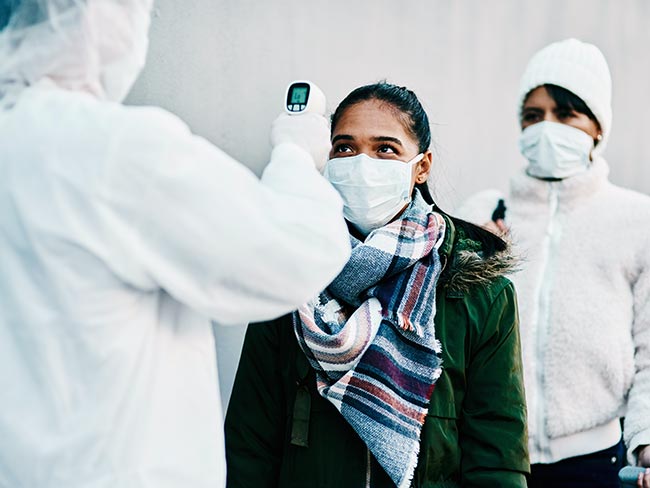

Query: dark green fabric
left=225, top=223, right=530, bottom=488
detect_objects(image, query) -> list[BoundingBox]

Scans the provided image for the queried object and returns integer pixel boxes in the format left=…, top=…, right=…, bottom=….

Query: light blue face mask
left=519, top=121, right=594, bottom=179
left=323, top=152, right=422, bottom=236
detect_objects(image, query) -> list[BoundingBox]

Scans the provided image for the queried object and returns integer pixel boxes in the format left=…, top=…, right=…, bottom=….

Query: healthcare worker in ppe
left=458, top=39, right=650, bottom=488
left=0, top=1, right=350, bottom=487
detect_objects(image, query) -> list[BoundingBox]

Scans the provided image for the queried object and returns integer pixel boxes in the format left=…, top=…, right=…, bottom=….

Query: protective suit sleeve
left=624, top=255, right=650, bottom=465
left=104, top=106, right=350, bottom=324
left=459, top=281, right=530, bottom=487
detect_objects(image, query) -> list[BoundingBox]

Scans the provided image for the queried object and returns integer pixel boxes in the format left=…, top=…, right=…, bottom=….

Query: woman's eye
left=377, top=145, right=397, bottom=154
left=333, top=144, right=353, bottom=154
left=557, top=110, right=574, bottom=120
left=522, top=112, right=540, bottom=123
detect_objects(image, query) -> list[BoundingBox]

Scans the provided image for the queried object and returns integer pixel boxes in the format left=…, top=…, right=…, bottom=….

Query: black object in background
left=491, top=199, right=507, bottom=222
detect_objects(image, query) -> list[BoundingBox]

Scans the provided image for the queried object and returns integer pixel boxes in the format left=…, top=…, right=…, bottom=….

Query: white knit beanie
left=518, top=38, right=612, bottom=155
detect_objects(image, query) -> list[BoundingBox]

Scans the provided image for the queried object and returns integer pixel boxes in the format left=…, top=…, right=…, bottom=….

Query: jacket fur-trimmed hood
left=441, top=234, right=520, bottom=295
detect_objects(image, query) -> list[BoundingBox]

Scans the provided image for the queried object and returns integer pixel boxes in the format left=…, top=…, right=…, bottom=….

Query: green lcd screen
left=290, top=87, right=308, bottom=104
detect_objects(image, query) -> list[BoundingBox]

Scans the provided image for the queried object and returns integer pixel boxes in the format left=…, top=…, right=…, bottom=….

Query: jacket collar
left=438, top=215, right=518, bottom=297
left=510, top=157, right=609, bottom=203
left=439, top=214, right=457, bottom=270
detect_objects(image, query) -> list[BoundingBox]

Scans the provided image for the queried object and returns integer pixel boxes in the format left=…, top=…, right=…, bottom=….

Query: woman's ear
left=590, top=133, right=603, bottom=161
left=415, top=151, right=433, bottom=184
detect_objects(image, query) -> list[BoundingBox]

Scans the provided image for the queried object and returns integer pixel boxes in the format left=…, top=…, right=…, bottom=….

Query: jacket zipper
left=534, top=183, right=560, bottom=460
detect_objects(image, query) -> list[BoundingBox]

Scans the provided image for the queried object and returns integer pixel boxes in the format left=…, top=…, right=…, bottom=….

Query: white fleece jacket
left=457, top=158, right=650, bottom=464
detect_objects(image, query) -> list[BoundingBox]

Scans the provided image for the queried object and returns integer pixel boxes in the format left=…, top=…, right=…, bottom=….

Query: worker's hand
left=638, top=446, right=650, bottom=488
left=271, top=112, right=331, bottom=172
left=483, top=219, right=509, bottom=238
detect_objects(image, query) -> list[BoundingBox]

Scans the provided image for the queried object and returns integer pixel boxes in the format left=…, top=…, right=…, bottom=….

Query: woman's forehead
left=333, top=99, right=414, bottom=140
left=523, top=86, right=555, bottom=107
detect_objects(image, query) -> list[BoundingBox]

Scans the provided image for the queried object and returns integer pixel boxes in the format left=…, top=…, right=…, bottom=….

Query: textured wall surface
left=128, top=0, right=650, bottom=207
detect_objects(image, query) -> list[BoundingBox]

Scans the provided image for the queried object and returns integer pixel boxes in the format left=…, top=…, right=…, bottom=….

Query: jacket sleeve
left=624, top=255, right=650, bottom=465
left=459, top=281, right=530, bottom=487
left=225, top=321, right=286, bottom=488
left=101, top=107, right=350, bottom=325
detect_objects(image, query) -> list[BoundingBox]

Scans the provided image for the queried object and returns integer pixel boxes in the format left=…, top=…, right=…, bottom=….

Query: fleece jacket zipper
left=533, top=183, right=561, bottom=461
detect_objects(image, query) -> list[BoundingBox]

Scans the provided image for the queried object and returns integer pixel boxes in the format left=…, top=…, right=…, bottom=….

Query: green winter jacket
left=225, top=218, right=530, bottom=488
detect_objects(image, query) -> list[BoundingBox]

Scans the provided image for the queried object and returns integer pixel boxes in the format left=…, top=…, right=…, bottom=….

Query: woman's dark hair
left=331, top=82, right=507, bottom=257
left=523, top=84, right=601, bottom=132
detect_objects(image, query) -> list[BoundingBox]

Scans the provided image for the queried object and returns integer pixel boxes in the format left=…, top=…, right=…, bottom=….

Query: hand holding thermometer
left=285, top=81, right=326, bottom=116
left=272, top=81, right=330, bottom=171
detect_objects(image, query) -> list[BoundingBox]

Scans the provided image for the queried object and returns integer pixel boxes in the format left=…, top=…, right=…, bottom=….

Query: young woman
left=225, top=83, right=529, bottom=488
left=458, top=39, right=650, bottom=488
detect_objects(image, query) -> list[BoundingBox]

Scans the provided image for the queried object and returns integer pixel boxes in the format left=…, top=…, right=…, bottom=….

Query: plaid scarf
left=294, top=190, right=446, bottom=488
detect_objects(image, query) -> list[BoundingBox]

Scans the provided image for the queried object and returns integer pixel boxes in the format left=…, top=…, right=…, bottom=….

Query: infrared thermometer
left=619, top=466, right=647, bottom=486
left=285, top=81, right=326, bottom=116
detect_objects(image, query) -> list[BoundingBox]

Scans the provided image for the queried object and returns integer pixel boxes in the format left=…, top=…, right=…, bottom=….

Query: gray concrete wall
left=129, top=0, right=650, bottom=208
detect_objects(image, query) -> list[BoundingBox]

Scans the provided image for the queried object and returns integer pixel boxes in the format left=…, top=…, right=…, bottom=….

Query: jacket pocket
left=280, top=404, right=369, bottom=488
left=415, top=402, right=461, bottom=486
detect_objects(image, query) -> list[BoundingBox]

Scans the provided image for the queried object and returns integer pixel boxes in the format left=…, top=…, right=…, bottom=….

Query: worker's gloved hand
left=271, top=112, right=331, bottom=172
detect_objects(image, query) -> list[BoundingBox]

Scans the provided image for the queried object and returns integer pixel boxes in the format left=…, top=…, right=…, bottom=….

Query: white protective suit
left=0, top=1, right=350, bottom=487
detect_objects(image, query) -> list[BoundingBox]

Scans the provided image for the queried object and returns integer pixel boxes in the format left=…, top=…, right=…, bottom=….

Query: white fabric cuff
left=627, top=433, right=650, bottom=466
left=627, top=431, right=650, bottom=466
left=264, top=142, right=315, bottom=178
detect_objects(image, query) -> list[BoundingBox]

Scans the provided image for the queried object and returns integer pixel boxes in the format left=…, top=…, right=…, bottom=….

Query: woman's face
left=521, top=86, right=601, bottom=141
left=329, top=99, right=432, bottom=190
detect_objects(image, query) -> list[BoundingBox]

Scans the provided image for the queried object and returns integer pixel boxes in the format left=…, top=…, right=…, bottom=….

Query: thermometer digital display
left=285, top=81, right=326, bottom=115
left=290, top=86, right=309, bottom=105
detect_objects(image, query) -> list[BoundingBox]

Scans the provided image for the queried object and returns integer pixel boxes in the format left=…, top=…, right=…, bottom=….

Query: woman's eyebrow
left=371, top=136, right=403, bottom=147
left=522, top=107, right=544, bottom=113
left=332, top=134, right=354, bottom=144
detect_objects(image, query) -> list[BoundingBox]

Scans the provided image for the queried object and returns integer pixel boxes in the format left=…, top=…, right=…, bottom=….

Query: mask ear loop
left=408, top=153, right=426, bottom=183
left=406, top=153, right=424, bottom=166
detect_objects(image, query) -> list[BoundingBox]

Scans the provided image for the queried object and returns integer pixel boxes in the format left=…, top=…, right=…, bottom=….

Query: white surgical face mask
left=323, top=153, right=422, bottom=236
left=518, top=121, right=594, bottom=179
